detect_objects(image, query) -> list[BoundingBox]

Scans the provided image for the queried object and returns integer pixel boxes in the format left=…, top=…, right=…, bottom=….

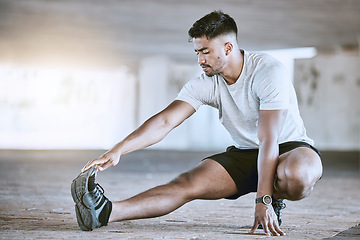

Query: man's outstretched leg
left=72, top=159, right=238, bottom=230
left=109, top=159, right=238, bottom=222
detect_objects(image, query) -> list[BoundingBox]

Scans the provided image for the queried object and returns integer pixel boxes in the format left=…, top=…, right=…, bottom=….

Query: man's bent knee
left=276, top=147, right=323, bottom=201
left=281, top=161, right=322, bottom=200
left=285, top=173, right=316, bottom=200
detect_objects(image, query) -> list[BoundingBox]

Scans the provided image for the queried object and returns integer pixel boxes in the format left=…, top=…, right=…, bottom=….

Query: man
left=71, top=11, right=323, bottom=236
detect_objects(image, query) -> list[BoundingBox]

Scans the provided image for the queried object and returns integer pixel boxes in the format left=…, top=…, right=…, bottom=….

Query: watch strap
left=255, top=195, right=272, bottom=205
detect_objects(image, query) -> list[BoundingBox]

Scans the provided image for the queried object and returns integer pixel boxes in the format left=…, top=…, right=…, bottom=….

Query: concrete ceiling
left=0, top=0, right=359, bottom=68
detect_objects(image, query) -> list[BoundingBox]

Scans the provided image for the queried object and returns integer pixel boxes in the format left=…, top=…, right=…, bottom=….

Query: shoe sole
left=71, top=166, right=96, bottom=205
left=71, top=166, right=96, bottom=231
left=74, top=204, right=91, bottom=231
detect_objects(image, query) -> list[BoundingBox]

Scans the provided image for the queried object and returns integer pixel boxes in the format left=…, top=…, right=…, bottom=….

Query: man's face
left=193, top=36, right=227, bottom=77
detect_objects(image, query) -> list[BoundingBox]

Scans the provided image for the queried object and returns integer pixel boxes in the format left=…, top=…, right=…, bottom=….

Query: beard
left=205, top=72, right=215, bottom=77
left=203, top=66, right=222, bottom=77
left=201, top=58, right=224, bottom=77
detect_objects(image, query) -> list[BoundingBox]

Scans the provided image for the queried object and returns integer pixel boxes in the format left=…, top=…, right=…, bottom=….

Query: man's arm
left=250, top=109, right=287, bottom=236
left=82, top=100, right=196, bottom=172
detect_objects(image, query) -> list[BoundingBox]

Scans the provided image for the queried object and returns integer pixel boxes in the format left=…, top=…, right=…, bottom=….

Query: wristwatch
left=255, top=195, right=272, bottom=205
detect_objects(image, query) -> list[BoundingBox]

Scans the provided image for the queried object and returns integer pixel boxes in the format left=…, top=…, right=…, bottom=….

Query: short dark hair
left=188, top=10, right=238, bottom=42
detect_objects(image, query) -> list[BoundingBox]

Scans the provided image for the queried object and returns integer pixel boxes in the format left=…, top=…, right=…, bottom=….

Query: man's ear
left=224, top=42, right=233, bottom=56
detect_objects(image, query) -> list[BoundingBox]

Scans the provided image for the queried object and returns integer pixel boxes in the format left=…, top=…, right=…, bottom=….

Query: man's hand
left=82, top=149, right=121, bottom=173
left=249, top=203, right=285, bottom=236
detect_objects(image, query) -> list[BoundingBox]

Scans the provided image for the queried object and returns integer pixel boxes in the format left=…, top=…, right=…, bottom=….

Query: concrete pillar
left=137, top=56, right=233, bottom=151
left=138, top=56, right=170, bottom=124
left=294, top=49, right=360, bottom=150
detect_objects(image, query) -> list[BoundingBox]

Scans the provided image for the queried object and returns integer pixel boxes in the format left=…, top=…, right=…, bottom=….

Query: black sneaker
left=272, top=197, right=286, bottom=226
left=71, top=166, right=112, bottom=231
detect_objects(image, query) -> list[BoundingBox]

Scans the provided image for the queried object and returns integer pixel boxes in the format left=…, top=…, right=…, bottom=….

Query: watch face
left=263, top=195, right=272, bottom=205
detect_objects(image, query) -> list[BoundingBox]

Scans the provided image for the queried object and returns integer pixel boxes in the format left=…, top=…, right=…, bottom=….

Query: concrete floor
left=0, top=149, right=359, bottom=240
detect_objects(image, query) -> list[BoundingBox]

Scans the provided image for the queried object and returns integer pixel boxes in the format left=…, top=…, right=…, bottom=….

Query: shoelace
left=88, top=183, right=106, bottom=208
left=96, top=183, right=105, bottom=194
left=273, top=200, right=286, bottom=210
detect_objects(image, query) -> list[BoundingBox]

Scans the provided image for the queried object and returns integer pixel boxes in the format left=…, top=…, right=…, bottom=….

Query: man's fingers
left=98, top=160, right=114, bottom=172
left=249, top=219, right=260, bottom=234
left=249, top=220, right=284, bottom=236
left=249, top=205, right=285, bottom=236
left=267, top=223, right=280, bottom=236
left=265, top=220, right=285, bottom=236
left=262, top=222, right=271, bottom=236
left=273, top=222, right=286, bottom=236
left=81, top=163, right=91, bottom=172
left=82, top=158, right=108, bottom=172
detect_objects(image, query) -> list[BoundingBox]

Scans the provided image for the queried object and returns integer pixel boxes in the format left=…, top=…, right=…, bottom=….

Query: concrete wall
left=1, top=50, right=359, bottom=151
left=0, top=66, right=137, bottom=149
left=137, top=55, right=233, bottom=151
left=137, top=50, right=360, bottom=151
left=294, top=50, right=360, bottom=150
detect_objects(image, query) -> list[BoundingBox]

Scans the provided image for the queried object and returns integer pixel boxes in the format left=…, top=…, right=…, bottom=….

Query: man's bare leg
left=109, top=159, right=238, bottom=222
left=273, top=147, right=323, bottom=201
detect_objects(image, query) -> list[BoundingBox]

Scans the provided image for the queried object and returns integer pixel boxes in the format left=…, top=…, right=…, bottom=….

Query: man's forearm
left=82, top=99, right=194, bottom=172
left=256, top=109, right=287, bottom=198
left=112, top=113, right=174, bottom=156
left=256, top=139, right=280, bottom=198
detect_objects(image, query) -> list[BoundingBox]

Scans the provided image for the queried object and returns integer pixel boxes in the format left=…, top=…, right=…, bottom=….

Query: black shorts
left=205, top=141, right=321, bottom=200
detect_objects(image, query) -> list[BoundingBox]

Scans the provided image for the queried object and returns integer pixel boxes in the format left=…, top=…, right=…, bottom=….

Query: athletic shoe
left=71, top=166, right=112, bottom=231
left=272, top=197, right=286, bottom=226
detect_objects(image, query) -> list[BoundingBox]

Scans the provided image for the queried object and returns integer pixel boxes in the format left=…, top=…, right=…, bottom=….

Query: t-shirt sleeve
left=252, top=59, right=290, bottom=110
left=175, top=76, right=214, bottom=111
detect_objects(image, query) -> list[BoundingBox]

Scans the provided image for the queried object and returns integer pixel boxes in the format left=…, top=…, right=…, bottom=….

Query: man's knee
left=169, top=172, right=201, bottom=199
left=170, top=172, right=191, bottom=187
left=168, top=159, right=238, bottom=200
left=285, top=172, right=316, bottom=200
left=283, top=161, right=322, bottom=200
left=276, top=149, right=323, bottom=200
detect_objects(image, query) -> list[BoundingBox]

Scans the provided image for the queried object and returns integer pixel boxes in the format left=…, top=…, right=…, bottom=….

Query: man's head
left=188, top=11, right=239, bottom=77
left=188, top=10, right=238, bottom=41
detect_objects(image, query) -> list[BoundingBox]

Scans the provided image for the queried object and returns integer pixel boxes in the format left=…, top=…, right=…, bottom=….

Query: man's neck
left=221, top=49, right=244, bottom=85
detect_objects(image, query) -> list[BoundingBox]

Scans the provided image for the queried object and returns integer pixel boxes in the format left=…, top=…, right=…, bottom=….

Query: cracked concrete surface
left=0, top=150, right=359, bottom=239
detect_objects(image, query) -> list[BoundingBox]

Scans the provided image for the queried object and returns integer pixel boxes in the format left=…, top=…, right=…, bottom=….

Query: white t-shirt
left=176, top=50, right=313, bottom=149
